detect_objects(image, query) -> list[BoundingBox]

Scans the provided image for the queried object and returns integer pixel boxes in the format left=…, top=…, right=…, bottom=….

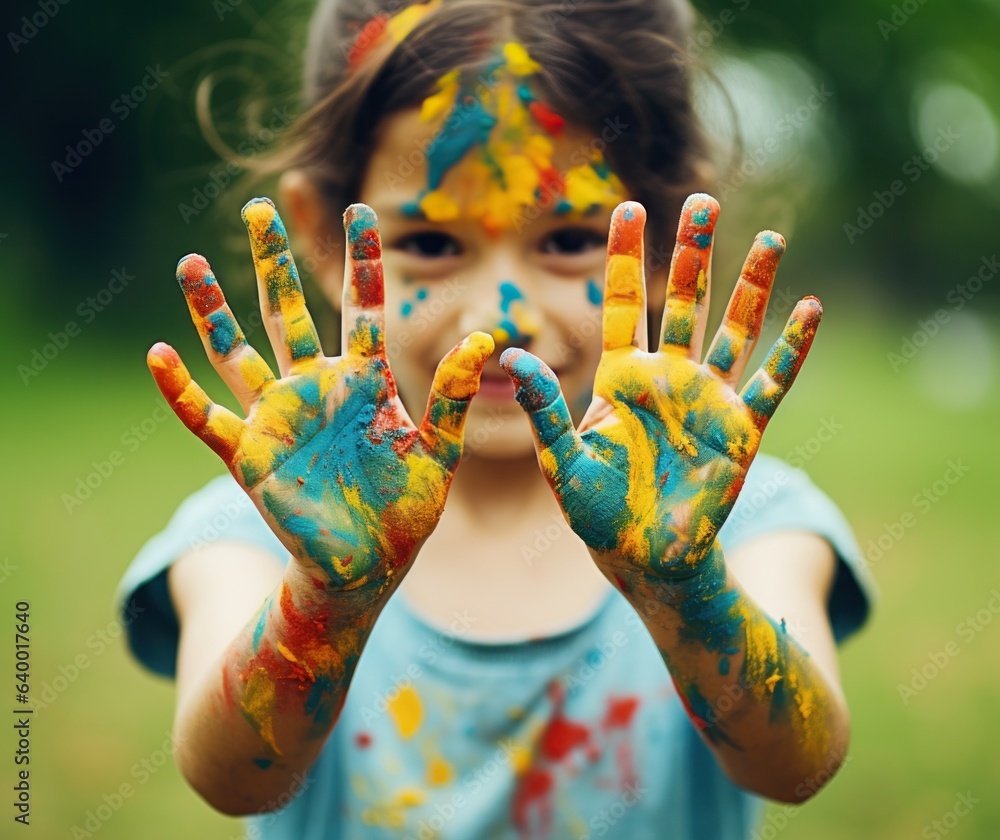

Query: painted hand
left=148, top=198, right=493, bottom=599
left=501, top=196, right=821, bottom=584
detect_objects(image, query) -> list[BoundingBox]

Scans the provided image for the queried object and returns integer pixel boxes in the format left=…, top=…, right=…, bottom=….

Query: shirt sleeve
left=718, top=453, right=877, bottom=645
left=114, top=475, right=288, bottom=679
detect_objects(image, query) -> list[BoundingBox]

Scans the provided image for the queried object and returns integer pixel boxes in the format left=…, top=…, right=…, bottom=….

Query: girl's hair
left=259, top=0, right=710, bottom=262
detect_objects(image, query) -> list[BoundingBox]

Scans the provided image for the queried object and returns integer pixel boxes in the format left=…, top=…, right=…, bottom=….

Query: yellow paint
left=415, top=44, right=627, bottom=234
left=388, top=684, right=424, bottom=739
left=426, top=754, right=455, bottom=786
left=602, top=255, right=643, bottom=350
left=504, top=41, right=542, bottom=75
left=420, top=189, right=461, bottom=222
left=241, top=667, right=281, bottom=754
left=386, top=0, right=442, bottom=43
left=420, top=70, right=460, bottom=122
left=361, top=786, right=427, bottom=829
left=239, top=354, right=273, bottom=393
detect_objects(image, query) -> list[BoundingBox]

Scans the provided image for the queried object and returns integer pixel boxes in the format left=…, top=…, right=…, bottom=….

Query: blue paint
left=416, top=287, right=428, bottom=301
left=253, top=757, right=273, bottom=769
left=586, top=278, right=603, bottom=305
left=206, top=310, right=241, bottom=355
left=623, top=206, right=635, bottom=222
left=426, top=91, right=497, bottom=190
left=692, top=207, right=710, bottom=226
left=251, top=605, right=268, bottom=651
left=718, top=656, right=730, bottom=675
left=498, top=281, right=528, bottom=340
left=401, top=301, right=413, bottom=318
left=694, top=233, right=712, bottom=249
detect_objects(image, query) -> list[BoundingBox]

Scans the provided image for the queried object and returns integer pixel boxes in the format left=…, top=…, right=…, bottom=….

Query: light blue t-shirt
left=117, top=454, right=875, bottom=839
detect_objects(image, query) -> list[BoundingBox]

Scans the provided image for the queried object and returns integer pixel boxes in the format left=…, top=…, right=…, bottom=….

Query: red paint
left=613, top=573, right=629, bottom=593
left=528, top=101, right=565, bottom=135
left=609, top=203, right=645, bottom=259
left=602, top=695, right=640, bottom=730
left=670, top=674, right=710, bottom=733
left=615, top=740, right=638, bottom=791
left=355, top=732, right=373, bottom=749
left=540, top=682, right=591, bottom=762
left=280, top=582, right=330, bottom=644
left=177, top=255, right=224, bottom=316
left=347, top=14, right=389, bottom=66
left=352, top=260, right=385, bottom=308
left=511, top=767, right=553, bottom=838
left=311, top=577, right=326, bottom=590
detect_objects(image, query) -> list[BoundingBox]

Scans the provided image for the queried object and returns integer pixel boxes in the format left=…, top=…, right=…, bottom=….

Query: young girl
left=118, top=0, right=875, bottom=837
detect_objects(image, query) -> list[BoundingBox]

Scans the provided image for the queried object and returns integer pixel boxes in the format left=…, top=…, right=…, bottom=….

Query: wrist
left=611, top=541, right=731, bottom=624
left=282, top=561, right=391, bottom=629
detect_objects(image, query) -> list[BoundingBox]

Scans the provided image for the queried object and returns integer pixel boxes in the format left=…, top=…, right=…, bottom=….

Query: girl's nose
left=461, top=280, right=541, bottom=348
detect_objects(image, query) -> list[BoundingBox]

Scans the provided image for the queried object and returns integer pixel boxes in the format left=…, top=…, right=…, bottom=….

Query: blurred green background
left=1, top=0, right=998, bottom=836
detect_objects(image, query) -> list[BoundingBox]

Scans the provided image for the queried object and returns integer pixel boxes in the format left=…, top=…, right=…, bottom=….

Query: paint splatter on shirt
left=117, top=454, right=875, bottom=839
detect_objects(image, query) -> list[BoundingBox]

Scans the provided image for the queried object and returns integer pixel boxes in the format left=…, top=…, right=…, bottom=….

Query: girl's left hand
left=500, top=195, right=822, bottom=586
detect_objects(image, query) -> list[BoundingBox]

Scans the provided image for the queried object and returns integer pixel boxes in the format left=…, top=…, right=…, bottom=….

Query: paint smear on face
left=406, top=43, right=627, bottom=234
left=388, top=684, right=424, bottom=739
left=586, top=277, right=603, bottom=306
left=493, top=281, right=540, bottom=344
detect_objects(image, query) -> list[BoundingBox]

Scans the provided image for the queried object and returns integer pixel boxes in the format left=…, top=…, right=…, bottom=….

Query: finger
left=704, top=231, right=785, bottom=386
left=659, top=193, right=719, bottom=358
left=417, top=332, right=495, bottom=470
left=740, top=297, right=823, bottom=429
left=147, top=342, right=244, bottom=465
left=176, top=254, right=277, bottom=413
left=602, top=202, right=647, bottom=352
left=241, top=197, right=323, bottom=375
left=500, top=348, right=587, bottom=474
left=342, top=204, right=387, bottom=359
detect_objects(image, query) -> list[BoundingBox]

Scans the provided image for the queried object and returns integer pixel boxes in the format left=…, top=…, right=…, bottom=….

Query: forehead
left=360, top=51, right=628, bottom=232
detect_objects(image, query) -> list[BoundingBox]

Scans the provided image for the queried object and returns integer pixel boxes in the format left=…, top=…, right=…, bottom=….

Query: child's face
left=357, top=108, right=623, bottom=460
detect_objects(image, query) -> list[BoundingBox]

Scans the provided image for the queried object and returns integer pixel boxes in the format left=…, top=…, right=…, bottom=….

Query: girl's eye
left=540, top=227, right=607, bottom=256
left=393, top=232, right=463, bottom=258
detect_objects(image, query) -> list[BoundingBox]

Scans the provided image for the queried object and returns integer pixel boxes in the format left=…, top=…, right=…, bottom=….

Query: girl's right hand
left=148, top=198, right=493, bottom=606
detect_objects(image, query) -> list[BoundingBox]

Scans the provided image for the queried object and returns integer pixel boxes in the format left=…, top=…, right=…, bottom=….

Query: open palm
left=501, top=196, right=821, bottom=584
left=148, top=199, right=492, bottom=597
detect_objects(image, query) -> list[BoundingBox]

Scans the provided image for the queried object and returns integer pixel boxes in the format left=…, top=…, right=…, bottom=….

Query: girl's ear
left=279, top=169, right=345, bottom=310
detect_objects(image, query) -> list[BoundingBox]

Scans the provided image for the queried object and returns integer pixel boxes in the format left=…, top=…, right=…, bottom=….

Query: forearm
left=618, top=542, right=849, bottom=802
left=173, top=563, right=379, bottom=815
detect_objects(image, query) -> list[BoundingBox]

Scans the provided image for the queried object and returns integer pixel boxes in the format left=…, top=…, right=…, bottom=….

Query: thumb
left=499, top=348, right=586, bottom=470
left=417, top=332, right=495, bottom=470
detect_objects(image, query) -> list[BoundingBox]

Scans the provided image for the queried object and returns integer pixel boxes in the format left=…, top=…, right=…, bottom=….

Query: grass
left=3, top=310, right=997, bottom=838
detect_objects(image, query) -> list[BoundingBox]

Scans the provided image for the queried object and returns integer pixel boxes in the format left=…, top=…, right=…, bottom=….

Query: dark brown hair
left=255, top=0, right=710, bottom=265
